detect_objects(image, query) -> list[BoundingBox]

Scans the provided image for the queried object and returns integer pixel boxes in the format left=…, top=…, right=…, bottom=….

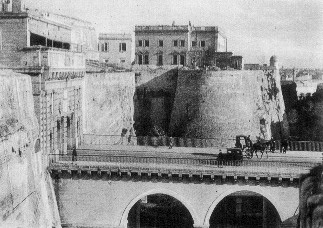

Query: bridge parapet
left=82, top=134, right=323, bottom=152
left=49, top=154, right=319, bottom=185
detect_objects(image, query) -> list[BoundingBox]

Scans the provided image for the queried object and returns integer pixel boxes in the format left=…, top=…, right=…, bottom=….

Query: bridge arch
left=203, top=186, right=283, bottom=226
left=119, top=188, right=200, bottom=227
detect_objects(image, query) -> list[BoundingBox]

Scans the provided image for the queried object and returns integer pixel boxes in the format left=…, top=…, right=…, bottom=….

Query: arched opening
left=209, top=191, right=281, bottom=228
left=127, top=193, right=194, bottom=228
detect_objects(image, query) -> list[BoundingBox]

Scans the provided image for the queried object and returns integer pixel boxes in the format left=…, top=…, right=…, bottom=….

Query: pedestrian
left=280, top=139, right=288, bottom=153
left=72, top=146, right=77, bottom=162
left=270, top=137, right=275, bottom=152
left=169, top=136, right=173, bottom=149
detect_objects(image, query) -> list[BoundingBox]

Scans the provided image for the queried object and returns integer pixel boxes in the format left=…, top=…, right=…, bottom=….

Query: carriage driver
left=246, top=135, right=252, bottom=148
left=235, top=138, right=242, bottom=149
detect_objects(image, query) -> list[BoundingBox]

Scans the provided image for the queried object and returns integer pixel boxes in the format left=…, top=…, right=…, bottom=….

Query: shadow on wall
left=134, top=68, right=179, bottom=136
left=283, top=84, right=323, bottom=141
left=270, top=113, right=289, bottom=140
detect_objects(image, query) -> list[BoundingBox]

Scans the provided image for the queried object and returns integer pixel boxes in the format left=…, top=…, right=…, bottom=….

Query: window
left=97, top=43, right=100, bottom=51
left=119, top=43, right=126, bottom=52
left=200, top=41, right=206, bottom=47
left=3, top=1, right=12, bottom=12
left=173, top=40, right=178, bottom=47
left=180, top=55, right=185, bottom=65
left=120, top=59, right=126, bottom=63
left=138, top=40, right=143, bottom=47
left=101, top=43, right=105, bottom=52
left=159, top=40, right=163, bottom=47
left=179, top=40, right=185, bottom=47
left=144, top=40, right=149, bottom=47
left=144, top=54, right=149, bottom=64
left=172, top=55, right=178, bottom=65
left=157, top=54, right=163, bottom=66
left=138, top=55, right=143, bottom=65
left=104, top=42, right=109, bottom=52
left=192, top=41, right=197, bottom=47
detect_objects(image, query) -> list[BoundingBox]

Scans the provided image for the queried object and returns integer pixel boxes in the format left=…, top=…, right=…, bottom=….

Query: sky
left=24, top=0, right=323, bottom=68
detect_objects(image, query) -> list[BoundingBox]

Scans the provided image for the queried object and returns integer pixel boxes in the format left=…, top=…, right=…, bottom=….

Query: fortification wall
left=169, top=70, right=287, bottom=147
left=83, top=72, right=135, bottom=136
left=134, top=66, right=178, bottom=135
left=133, top=65, right=178, bottom=87
left=0, top=70, right=60, bottom=227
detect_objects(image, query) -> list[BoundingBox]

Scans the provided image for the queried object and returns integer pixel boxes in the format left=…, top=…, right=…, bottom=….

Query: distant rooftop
left=135, top=25, right=189, bottom=32
left=27, top=8, right=94, bottom=30
left=99, top=33, right=132, bottom=40
left=135, top=24, right=226, bottom=36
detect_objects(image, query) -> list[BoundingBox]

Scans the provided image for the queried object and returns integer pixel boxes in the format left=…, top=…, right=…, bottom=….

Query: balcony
left=20, top=47, right=85, bottom=70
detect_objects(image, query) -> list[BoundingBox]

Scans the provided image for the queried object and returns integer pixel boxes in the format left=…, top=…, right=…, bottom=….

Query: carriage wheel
left=245, top=149, right=253, bottom=159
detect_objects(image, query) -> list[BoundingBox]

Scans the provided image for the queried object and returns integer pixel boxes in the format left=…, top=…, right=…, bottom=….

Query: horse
left=251, top=141, right=268, bottom=158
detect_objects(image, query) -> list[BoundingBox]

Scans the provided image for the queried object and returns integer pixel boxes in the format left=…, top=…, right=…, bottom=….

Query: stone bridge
left=49, top=145, right=322, bottom=228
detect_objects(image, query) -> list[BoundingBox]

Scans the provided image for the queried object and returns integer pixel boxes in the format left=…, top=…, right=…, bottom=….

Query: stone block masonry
left=0, top=70, right=61, bottom=227
left=83, top=72, right=135, bottom=137
left=169, top=70, right=288, bottom=147
left=53, top=174, right=298, bottom=228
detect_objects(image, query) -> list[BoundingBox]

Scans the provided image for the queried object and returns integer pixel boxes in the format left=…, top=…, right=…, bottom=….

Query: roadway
left=75, top=144, right=322, bottom=164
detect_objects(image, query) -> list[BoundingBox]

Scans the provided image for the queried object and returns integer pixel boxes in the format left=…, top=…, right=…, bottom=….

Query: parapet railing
left=82, top=134, right=323, bottom=152
left=48, top=154, right=318, bottom=173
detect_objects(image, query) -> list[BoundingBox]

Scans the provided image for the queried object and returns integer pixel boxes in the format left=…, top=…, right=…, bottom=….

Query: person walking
left=72, top=146, right=77, bottom=162
left=270, top=137, right=275, bottom=152
left=168, top=137, right=173, bottom=149
left=280, top=139, right=288, bottom=153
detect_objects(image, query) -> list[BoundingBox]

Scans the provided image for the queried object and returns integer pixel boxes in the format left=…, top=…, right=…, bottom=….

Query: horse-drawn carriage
left=217, top=147, right=243, bottom=165
left=232, top=135, right=276, bottom=159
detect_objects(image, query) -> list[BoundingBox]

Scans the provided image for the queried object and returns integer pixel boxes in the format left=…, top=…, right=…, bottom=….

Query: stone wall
left=133, top=66, right=178, bottom=135
left=40, top=77, right=83, bottom=155
left=0, top=70, right=60, bottom=227
left=53, top=175, right=298, bottom=228
left=83, top=72, right=135, bottom=136
left=169, top=70, right=288, bottom=147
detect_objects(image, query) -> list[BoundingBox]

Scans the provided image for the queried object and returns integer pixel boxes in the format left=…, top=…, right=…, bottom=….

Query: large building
left=98, top=33, right=132, bottom=69
left=0, top=0, right=98, bottom=156
left=134, top=23, right=243, bottom=69
left=0, top=0, right=98, bottom=67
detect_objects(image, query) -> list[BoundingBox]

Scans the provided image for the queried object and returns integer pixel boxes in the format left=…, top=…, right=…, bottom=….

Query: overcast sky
left=25, top=0, right=323, bottom=68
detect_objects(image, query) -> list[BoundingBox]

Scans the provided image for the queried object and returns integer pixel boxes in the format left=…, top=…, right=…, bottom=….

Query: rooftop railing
left=20, top=48, right=85, bottom=69
left=135, top=25, right=189, bottom=32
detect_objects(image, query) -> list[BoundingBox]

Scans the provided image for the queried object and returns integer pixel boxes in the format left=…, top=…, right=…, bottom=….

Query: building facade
left=98, top=33, right=132, bottom=69
left=134, top=23, right=229, bottom=68
left=0, top=0, right=91, bottom=157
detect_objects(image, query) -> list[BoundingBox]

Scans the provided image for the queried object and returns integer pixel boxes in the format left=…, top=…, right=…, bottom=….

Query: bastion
left=0, top=70, right=60, bottom=227
left=169, top=69, right=288, bottom=147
